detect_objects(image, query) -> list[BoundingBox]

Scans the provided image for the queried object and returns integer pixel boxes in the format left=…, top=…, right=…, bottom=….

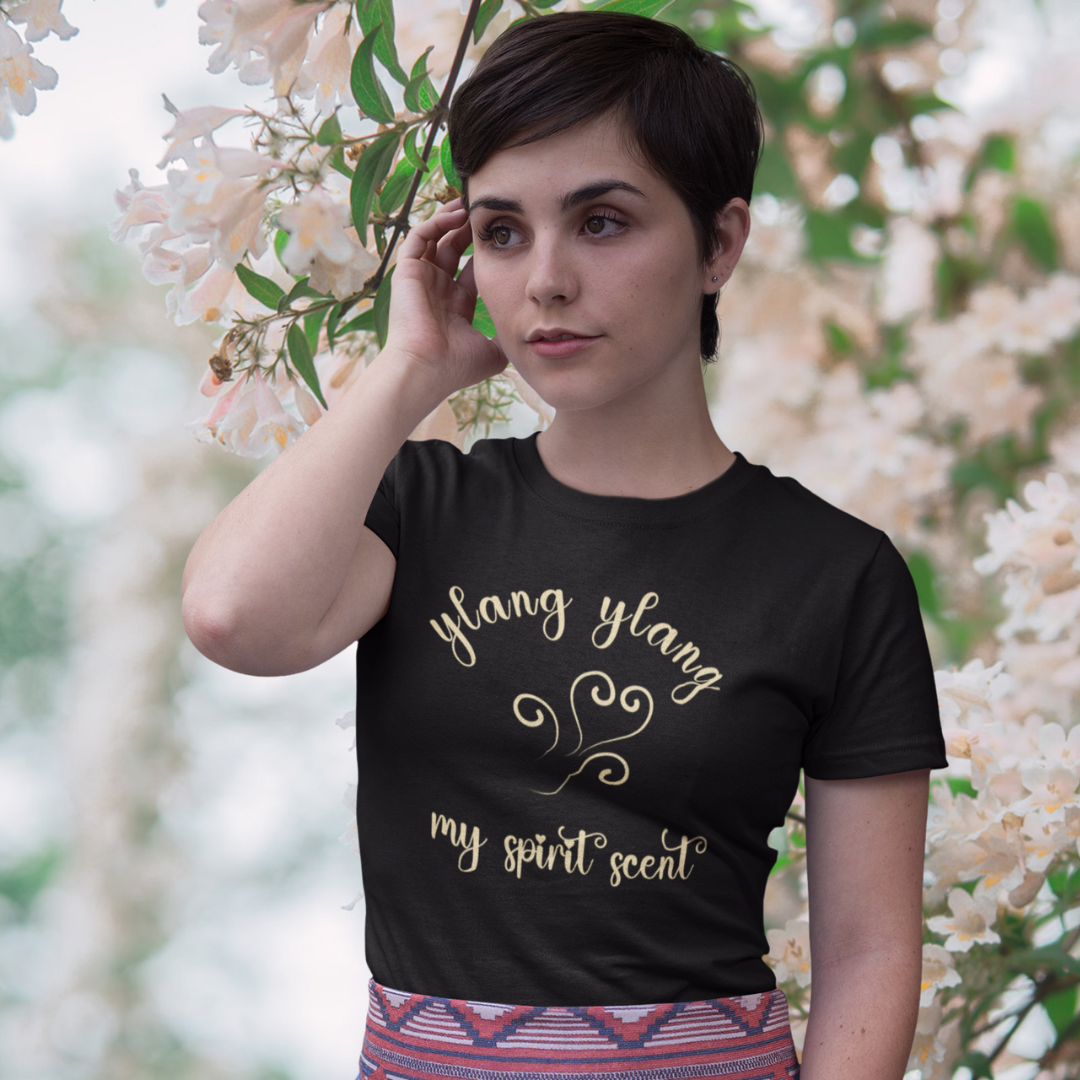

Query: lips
left=526, top=328, right=598, bottom=343
left=526, top=330, right=602, bottom=359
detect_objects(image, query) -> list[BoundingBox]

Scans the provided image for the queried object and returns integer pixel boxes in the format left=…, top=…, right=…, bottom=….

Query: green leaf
left=946, top=777, right=976, bottom=799
left=1049, top=866, right=1080, bottom=900
left=473, top=0, right=503, bottom=43
left=753, top=140, right=798, bottom=199
left=805, top=210, right=857, bottom=260
left=351, top=25, right=396, bottom=123
left=831, top=131, right=874, bottom=182
left=339, top=308, right=377, bottom=335
left=824, top=320, right=855, bottom=357
left=274, top=228, right=290, bottom=269
left=236, top=262, right=286, bottom=309
left=351, top=130, right=400, bottom=244
left=588, top=0, right=674, bottom=15
left=316, top=112, right=342, bottom=146
left=769, top=853, right=792, bottom=876
left=281, top=277, right=324, bottom=312
left=377, top=158, right=416, bottom=216
left=440, top=137, right=461, bottom=189
left=1045, top=985, right=1079, bottom=1038
left=957, top=1052, right=993, bottom=1080
left=418, top=70, right=438, bottom=111
left=472, top=295, right=496, bottom=339
left=0, top=848, right=62, bottom=917
left=404, top=46, right=435, bottom=112
left=964, top=133, right=1016, bottom=192
left=287, top=322, right=328, bottom=409
left=357, top=0, right=408, bottom=85
left=1011, top=943, right=1080, bottom=980
left=304, top=307, right=327, bottom=353
left=903, top=92, right=952, bottom=119
left=403, top=125, right=430, bottom=173
left=1013, top=195, right=1058, bottom=272
left=861, top=18, right=931, bottom=49
left=984, top=133, right=1016, bottom=172
left=905, top=551, right=940, bottom=616
left=328, top=146, right=355, bottom=180
left=327, top=302, right=345, bottom=351
left=374, top=264, right=395, bottom=349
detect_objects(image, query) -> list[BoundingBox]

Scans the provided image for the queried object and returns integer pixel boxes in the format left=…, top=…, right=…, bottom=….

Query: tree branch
left=362, top=0, right=484, bottom=297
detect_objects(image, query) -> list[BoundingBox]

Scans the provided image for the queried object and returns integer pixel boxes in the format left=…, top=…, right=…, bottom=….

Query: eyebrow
left=466, top=180, right=647, bottom=215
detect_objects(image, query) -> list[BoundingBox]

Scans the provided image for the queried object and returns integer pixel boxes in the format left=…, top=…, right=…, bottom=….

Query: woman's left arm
left=799, top=768, right=930, bottom=1080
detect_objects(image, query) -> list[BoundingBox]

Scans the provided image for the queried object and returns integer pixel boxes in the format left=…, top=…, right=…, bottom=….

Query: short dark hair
left=447, top=12, right=763, bottom=361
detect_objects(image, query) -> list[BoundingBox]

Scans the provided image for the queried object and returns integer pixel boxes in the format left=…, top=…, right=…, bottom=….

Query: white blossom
left=764, top=918, right=811, bottom=987
left=197, top=0, right=329, bottom=97
left=919, top=943, right=962, bottom=1008
left=5, top=0, right=77, bottom=42
left=0, top=18, right=58, bottom=116
left=158, top=101, right=248, bottom=167
left=191, top=370, right=303, bottom=457
left=927, top=887, right=1001, bottom=952
left=278, top=186, right=361, bottom=274
left=297, top=2, right=358, bottom=115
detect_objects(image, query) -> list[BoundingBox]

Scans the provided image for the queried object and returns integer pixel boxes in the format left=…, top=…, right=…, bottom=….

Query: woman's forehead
left=465, top=115, right=663, bottom=206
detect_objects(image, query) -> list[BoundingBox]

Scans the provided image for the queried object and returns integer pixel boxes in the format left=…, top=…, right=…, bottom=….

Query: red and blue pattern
left=359, top=979, right=800, bottom=1080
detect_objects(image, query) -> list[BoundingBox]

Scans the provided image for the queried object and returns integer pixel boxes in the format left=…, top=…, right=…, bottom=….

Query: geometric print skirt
left=359, top=979, right=800, bottom=1080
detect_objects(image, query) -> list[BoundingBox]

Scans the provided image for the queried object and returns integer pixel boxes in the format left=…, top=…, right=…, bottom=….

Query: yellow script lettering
left=431, top=811, right=487, bottom=873
left=609, top=830, right=707, bottom=887
left=429, top=614, right=477, bottom=668
left=672, top=668, right=723, bottom=704
left=540, top=589, right=572, bottom=641
left=503, top=825, right=606, bottom=879
left=431, top=586, right=573, bottom=664
left=592, top=597, right=630, bottom=649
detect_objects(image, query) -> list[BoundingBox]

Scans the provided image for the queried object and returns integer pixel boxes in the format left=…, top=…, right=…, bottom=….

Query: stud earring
left=712, top=276, right=718, bottom=282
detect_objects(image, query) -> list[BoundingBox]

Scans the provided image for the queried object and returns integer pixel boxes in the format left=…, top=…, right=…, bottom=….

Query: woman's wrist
left=345, top=345, right=458, bottom=436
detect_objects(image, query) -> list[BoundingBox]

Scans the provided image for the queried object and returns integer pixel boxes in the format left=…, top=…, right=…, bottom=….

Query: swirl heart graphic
left=512, top=671, right=654, bottom=796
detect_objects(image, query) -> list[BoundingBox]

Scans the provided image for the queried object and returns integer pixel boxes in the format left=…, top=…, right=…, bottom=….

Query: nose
left=525, top=229, right=578, bottom=307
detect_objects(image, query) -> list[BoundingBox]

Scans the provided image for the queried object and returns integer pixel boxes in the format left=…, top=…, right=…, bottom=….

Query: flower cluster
left=109, top=0, right=549, bottom=458
left=711, top=334, right=955, bottom=546
left=909, top=276, right=1080, bottom=447
left=0, top=0, right=74, bottom=137
left=766, top=465, right=1080, bottom=1077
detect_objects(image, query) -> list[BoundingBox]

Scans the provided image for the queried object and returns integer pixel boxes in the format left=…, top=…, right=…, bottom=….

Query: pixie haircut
left=448, top=12, right=763, bottom=361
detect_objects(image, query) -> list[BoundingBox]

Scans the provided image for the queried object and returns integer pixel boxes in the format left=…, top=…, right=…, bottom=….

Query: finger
left=434, top=220, right=476, bottom=278
left=398, top=205, right=468, bottom=262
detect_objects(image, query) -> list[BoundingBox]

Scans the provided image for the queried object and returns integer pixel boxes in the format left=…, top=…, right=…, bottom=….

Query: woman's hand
left=384, top=197, right=508, bottom=397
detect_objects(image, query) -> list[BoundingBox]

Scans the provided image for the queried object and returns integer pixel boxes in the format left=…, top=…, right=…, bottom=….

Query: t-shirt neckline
left=509, top=432, right=757, bottom=525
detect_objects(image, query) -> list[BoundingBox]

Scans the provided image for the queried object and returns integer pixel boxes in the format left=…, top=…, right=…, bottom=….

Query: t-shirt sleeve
left=363, top=453, right=400, bottom=558
left=802, top=532, right=947, bottom=779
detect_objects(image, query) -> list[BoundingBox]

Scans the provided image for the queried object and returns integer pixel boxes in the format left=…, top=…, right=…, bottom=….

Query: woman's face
left=467, top=113, right=719, bottom=415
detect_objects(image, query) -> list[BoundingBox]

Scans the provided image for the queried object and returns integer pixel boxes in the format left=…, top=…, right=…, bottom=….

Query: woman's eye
left=583, top=214, right=625, bottom=237
left=491, top=226, right=513, bottom=246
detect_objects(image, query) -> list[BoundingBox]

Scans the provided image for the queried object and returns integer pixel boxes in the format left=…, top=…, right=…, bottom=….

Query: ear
left=702, top=198, right=751, bottom=295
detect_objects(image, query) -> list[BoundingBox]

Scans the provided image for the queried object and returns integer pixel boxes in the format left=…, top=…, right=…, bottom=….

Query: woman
left=182, top=12, right=947, bottom=1080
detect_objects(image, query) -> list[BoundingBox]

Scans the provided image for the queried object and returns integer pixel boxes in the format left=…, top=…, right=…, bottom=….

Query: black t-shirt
left=356, top=435, right=946, bottom=1005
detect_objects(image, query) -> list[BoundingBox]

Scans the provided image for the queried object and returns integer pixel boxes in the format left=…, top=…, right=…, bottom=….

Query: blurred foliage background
left=2, top=0, right=1079, bottom=1077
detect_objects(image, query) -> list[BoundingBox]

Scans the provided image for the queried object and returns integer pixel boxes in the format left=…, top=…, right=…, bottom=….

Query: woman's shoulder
left=382, top=434, right=523, bottom=500
left=739, top=458, right=895, bottom=569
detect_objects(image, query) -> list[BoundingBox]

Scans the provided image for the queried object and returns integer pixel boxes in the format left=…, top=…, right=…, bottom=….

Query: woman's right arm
left=181, top=200, right=506, bottom=676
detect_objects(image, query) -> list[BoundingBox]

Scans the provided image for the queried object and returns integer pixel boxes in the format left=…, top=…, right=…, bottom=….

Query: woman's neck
left=534, top=368, right=734, bottom=500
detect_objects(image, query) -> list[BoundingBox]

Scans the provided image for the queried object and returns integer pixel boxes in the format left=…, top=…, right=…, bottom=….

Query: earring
left=712, top=276, right=718, bottom=282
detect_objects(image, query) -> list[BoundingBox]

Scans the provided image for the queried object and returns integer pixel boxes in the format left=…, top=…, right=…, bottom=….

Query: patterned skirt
left=359, top=979, right=800, bottom=1080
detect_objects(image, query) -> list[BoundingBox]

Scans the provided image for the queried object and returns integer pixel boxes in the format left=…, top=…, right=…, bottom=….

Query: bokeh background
left=1, top=0, right=1078, bottom=1078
